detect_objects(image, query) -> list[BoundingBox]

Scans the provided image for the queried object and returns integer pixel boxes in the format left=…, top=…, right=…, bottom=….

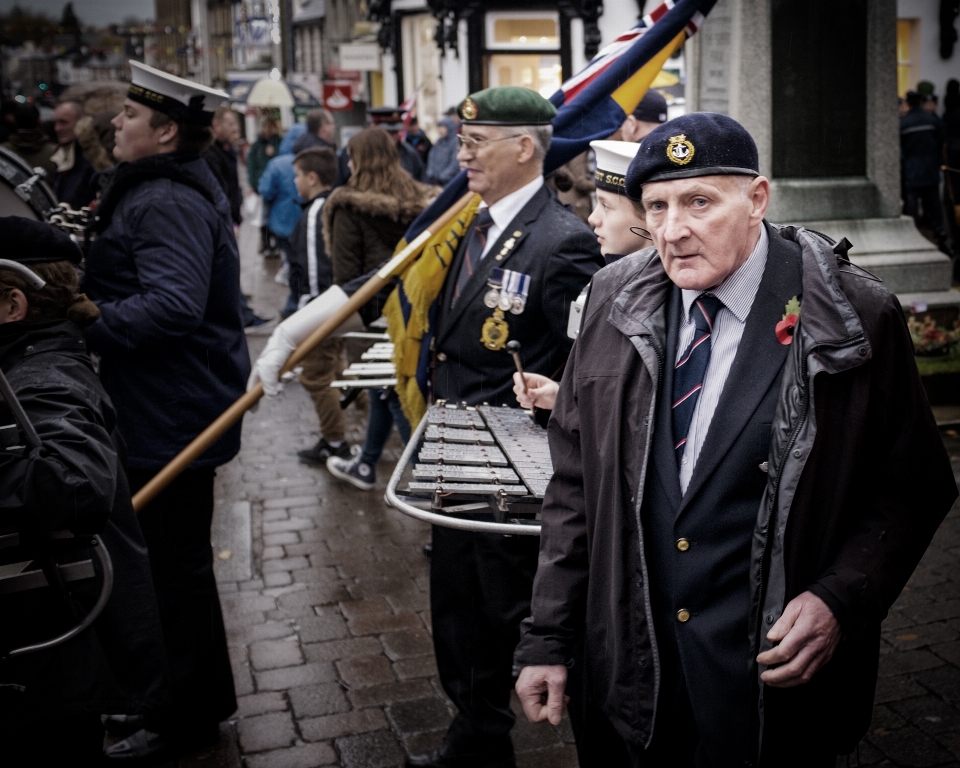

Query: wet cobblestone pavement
left=163, top=216, right=960, bottom=768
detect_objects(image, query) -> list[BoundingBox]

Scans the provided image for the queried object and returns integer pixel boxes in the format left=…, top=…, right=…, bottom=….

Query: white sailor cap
left=590, top=140, right=641, bottom=194
left=127, top=60, right=230, bottom=127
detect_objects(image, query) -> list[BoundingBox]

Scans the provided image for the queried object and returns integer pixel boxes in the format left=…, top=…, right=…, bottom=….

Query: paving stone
left=303, top=637, right=384, bottom=663
left=337, top=654, right=397, bottom=687
left=385, top=591, right=431, bottom=614
left=250, top=638, right=305, bottom=671
left=262, top=518, right=315, bottom=534
left=515, top=745, right=580, bottom=768
left=347, top=679, right=435, bottom=709
left=236, top=691, right=288, bottom=718
left=264, top=572, right=294, bottom=588
left=905, top=600, right=960, bottom=626
left=236, top=712, right=297, bottom=753
left=393, top=656, right=439, bottom=681
left=262, top=556, right=311, bottom=574
left=263, top=495, right=323, bottom=510
left=874, top=675, right=928, bottom=704
left=300, top=709, right=389, bottom=742
left=261, top=545, right=286, bottom=559
left=227, top=620, right=297, bottom=647
left=263, top=532, right=301, bottom=547
left=915, top=665, right=960, bottom=706
left=380, top=630, right=434, bottom=661
left=244, top=742, right=338, bottom=768
left=869, top=724, right=956, bottom=766
left=255, top=661, right=337, bottom=691
left=403, top=730, right=445, bottom=757
left=296, top=613, right=350, bottom=643
left=385, top=697, right=452, bottom=737
left=335, top=730, right=406, bottom=768
left=871, top=703, right=908, bottom=732
left=878, top=649, right=946, bottom=677
left=890, top=695, right=960, bottom=735
left=288, top=682, right=350, bottom=718
left=885, top=622, right=960, bottom=651
left=339, top=598, right=392, bottom=621
left=934, top=641, right=960, bottom=668
left=349, top=613, right=424, bottom=636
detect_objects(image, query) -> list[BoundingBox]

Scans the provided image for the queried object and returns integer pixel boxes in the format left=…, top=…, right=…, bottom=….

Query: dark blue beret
left=0, top=215, right=83, bottom=265
left=625, top=112, right=759, bottom=199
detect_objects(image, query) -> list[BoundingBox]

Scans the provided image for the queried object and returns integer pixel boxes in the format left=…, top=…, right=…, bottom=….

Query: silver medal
left=498, top=292, right=513, bottom=312
left=510, top=296, right=525, bottom=315
left=484, top=288, right=500, bottom=309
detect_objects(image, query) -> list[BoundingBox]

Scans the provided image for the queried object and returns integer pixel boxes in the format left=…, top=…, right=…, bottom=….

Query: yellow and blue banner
left=386, top=0, right=718, bottom=424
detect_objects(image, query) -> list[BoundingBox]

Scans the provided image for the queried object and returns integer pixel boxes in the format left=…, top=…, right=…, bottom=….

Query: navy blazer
left=433, top=185, right=603, bottom=406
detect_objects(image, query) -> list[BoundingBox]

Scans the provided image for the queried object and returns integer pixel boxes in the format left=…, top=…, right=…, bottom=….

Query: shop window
left=483, top=11, right=562, bottom=98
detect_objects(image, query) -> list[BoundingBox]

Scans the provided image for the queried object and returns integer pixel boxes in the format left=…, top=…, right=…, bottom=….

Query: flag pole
left=132, top=191, right=477, bottom=512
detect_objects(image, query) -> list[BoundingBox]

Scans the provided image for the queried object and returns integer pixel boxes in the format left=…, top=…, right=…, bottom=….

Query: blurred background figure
left=619, top=88, right=669, bottom=142
left=405, top=116, right=432, bottom=168
left=323, top=127, right=436, bottom=490
left=901, top=90, right=951, bottom=257
left=292, top=108, right=336, bottom=154
left=247, top=117, right=281, bottom=256
left=51, top=100, right=95, bottom=209
left=2, top=103, right=57, bottom=179
left=425, top=116, right=461, bottom=186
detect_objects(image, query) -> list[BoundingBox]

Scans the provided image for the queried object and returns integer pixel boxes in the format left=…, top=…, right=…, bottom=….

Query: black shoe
left=104, top=724, right=219, bottom=763
left=298, top=438, right=351, bottom=465
left=406, top=740, right=515, bottom=768
left=244, top=313, right=272, bottom=328
left=103, top=713, right=146, bottom=738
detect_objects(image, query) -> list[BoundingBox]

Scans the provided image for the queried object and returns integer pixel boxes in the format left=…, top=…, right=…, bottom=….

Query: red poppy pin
left=775, top=296, right=801, bottom=345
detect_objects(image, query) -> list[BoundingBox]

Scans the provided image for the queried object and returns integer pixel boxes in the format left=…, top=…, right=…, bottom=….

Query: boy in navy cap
left=515, top=112, right=955, bottom=767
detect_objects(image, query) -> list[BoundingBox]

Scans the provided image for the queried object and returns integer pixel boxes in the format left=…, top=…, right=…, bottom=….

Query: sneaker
left=298, top=438, right=351, bottom=465
left=327, top=455, right=375, bottom=490
left=244, top=313, right=272, bottom=328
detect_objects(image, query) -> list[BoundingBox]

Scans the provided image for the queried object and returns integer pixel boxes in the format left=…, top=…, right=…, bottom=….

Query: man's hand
left=757, top=591, right=841, bottom=688
left=516, top=665, right=568, bottom=725
left=512, top=372, right=560, bottom=411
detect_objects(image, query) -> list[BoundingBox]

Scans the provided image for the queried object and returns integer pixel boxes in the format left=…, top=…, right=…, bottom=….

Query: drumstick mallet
left=506, top=340, right=535, bottom=416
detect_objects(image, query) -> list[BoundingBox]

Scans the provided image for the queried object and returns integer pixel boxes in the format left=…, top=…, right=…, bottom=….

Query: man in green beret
left=409, top=87, right=603, bottom=768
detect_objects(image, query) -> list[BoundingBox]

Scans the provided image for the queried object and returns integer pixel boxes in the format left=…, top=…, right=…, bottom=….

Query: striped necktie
left=452, top=208, right=494, bottom=307
left=672, top=294, right=723, bottom=467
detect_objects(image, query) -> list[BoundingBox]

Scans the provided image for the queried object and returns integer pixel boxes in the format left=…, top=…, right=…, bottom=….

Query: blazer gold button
left=677, top=609, right=691, bottom=623
left=437, top=352, right=447, bottom=362
left=676, top=538, right=690, bottom=552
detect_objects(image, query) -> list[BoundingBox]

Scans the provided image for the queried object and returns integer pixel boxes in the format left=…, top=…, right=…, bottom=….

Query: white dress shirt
left=477, top=176, right=544, bottom=259
left=676, top=226, right=769, bottom=494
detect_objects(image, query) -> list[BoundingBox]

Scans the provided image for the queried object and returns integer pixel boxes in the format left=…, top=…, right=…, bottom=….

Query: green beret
left=458, top=87, right=557, bottom=126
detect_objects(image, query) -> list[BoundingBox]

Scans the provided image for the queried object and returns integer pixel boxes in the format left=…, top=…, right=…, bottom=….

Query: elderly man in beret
left=513, top=112, right=958, bottom=767
left=408, top=86, right=603, bottom=768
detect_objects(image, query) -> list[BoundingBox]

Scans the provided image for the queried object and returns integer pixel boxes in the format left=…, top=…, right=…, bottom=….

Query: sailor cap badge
left=666, top=134, right=695, bottom=166
left=461, top=97, right=479, bottom=121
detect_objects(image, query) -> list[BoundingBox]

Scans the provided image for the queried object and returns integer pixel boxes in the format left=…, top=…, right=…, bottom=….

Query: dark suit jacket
left=432, top=184, right=603, bottom=406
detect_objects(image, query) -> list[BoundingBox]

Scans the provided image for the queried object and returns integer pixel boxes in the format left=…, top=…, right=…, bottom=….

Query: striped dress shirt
left=676, top=226, right=769, bottom=494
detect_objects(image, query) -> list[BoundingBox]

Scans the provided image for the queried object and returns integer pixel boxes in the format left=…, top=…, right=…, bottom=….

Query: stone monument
left=685, top=0, right=956, bottom=311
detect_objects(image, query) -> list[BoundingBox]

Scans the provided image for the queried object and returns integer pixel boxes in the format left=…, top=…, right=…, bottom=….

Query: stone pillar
left=686, top=0, right=955, bottom=308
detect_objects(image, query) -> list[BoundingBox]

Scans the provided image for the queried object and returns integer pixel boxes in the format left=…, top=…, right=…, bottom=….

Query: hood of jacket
left=321, top=183, right=434, bottom=254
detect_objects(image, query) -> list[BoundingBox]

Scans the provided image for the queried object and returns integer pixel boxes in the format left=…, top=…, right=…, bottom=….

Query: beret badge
left=666, top=134, right=695, bottom=166
left=461, top=97, right=478, bottom=120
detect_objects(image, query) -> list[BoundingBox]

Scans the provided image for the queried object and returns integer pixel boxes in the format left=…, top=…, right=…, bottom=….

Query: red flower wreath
left=775, top=297, right=801, bottom=345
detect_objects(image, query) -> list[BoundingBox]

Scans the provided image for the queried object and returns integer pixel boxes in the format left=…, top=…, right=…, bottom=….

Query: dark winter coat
left=0, top=320, right=168, bottom=719
left=289, top=190, right=333, bottom=307
left=900, top=107, right=945, bottom=189
left=82, top=153, right=250, bottom=471
left=291, top=132, right=335, bottom=156
left=203, top=140, right=243, bottom=225
left=52, top=140, right=96, bottom=210
left=324, top=183, right=434, bottom=286
left=514, top=223, right=957, bottom=757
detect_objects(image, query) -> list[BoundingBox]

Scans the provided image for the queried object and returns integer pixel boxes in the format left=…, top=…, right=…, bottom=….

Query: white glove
left=247, top=324, right=296, bottom=396
left=246, top=285, right=364, bottom=396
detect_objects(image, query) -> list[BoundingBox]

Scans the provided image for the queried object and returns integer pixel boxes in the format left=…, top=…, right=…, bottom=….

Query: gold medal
left=480, top=308, right=509, bottom=351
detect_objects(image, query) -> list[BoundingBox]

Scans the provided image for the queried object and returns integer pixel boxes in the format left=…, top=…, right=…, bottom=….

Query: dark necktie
left=672, top=294, right=723, bottom=467
left=452, top=208, right=494, bottom=307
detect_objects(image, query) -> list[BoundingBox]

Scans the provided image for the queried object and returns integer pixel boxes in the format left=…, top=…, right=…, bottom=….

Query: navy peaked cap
left=625, top=112, right=759, bottom=198
left=0, top=216, right=83, bottom=264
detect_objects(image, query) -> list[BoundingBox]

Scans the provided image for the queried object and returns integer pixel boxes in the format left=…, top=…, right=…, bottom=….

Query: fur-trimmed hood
left=321, top=184, right=436, bottom=256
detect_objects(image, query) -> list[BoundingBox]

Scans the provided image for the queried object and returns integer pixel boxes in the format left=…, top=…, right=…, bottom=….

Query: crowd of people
left=0, top=59, right=957, bottom=768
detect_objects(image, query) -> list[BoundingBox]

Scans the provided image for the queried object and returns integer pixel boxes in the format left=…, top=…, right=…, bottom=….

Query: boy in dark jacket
left=289, top=147, right=351, bottom=464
